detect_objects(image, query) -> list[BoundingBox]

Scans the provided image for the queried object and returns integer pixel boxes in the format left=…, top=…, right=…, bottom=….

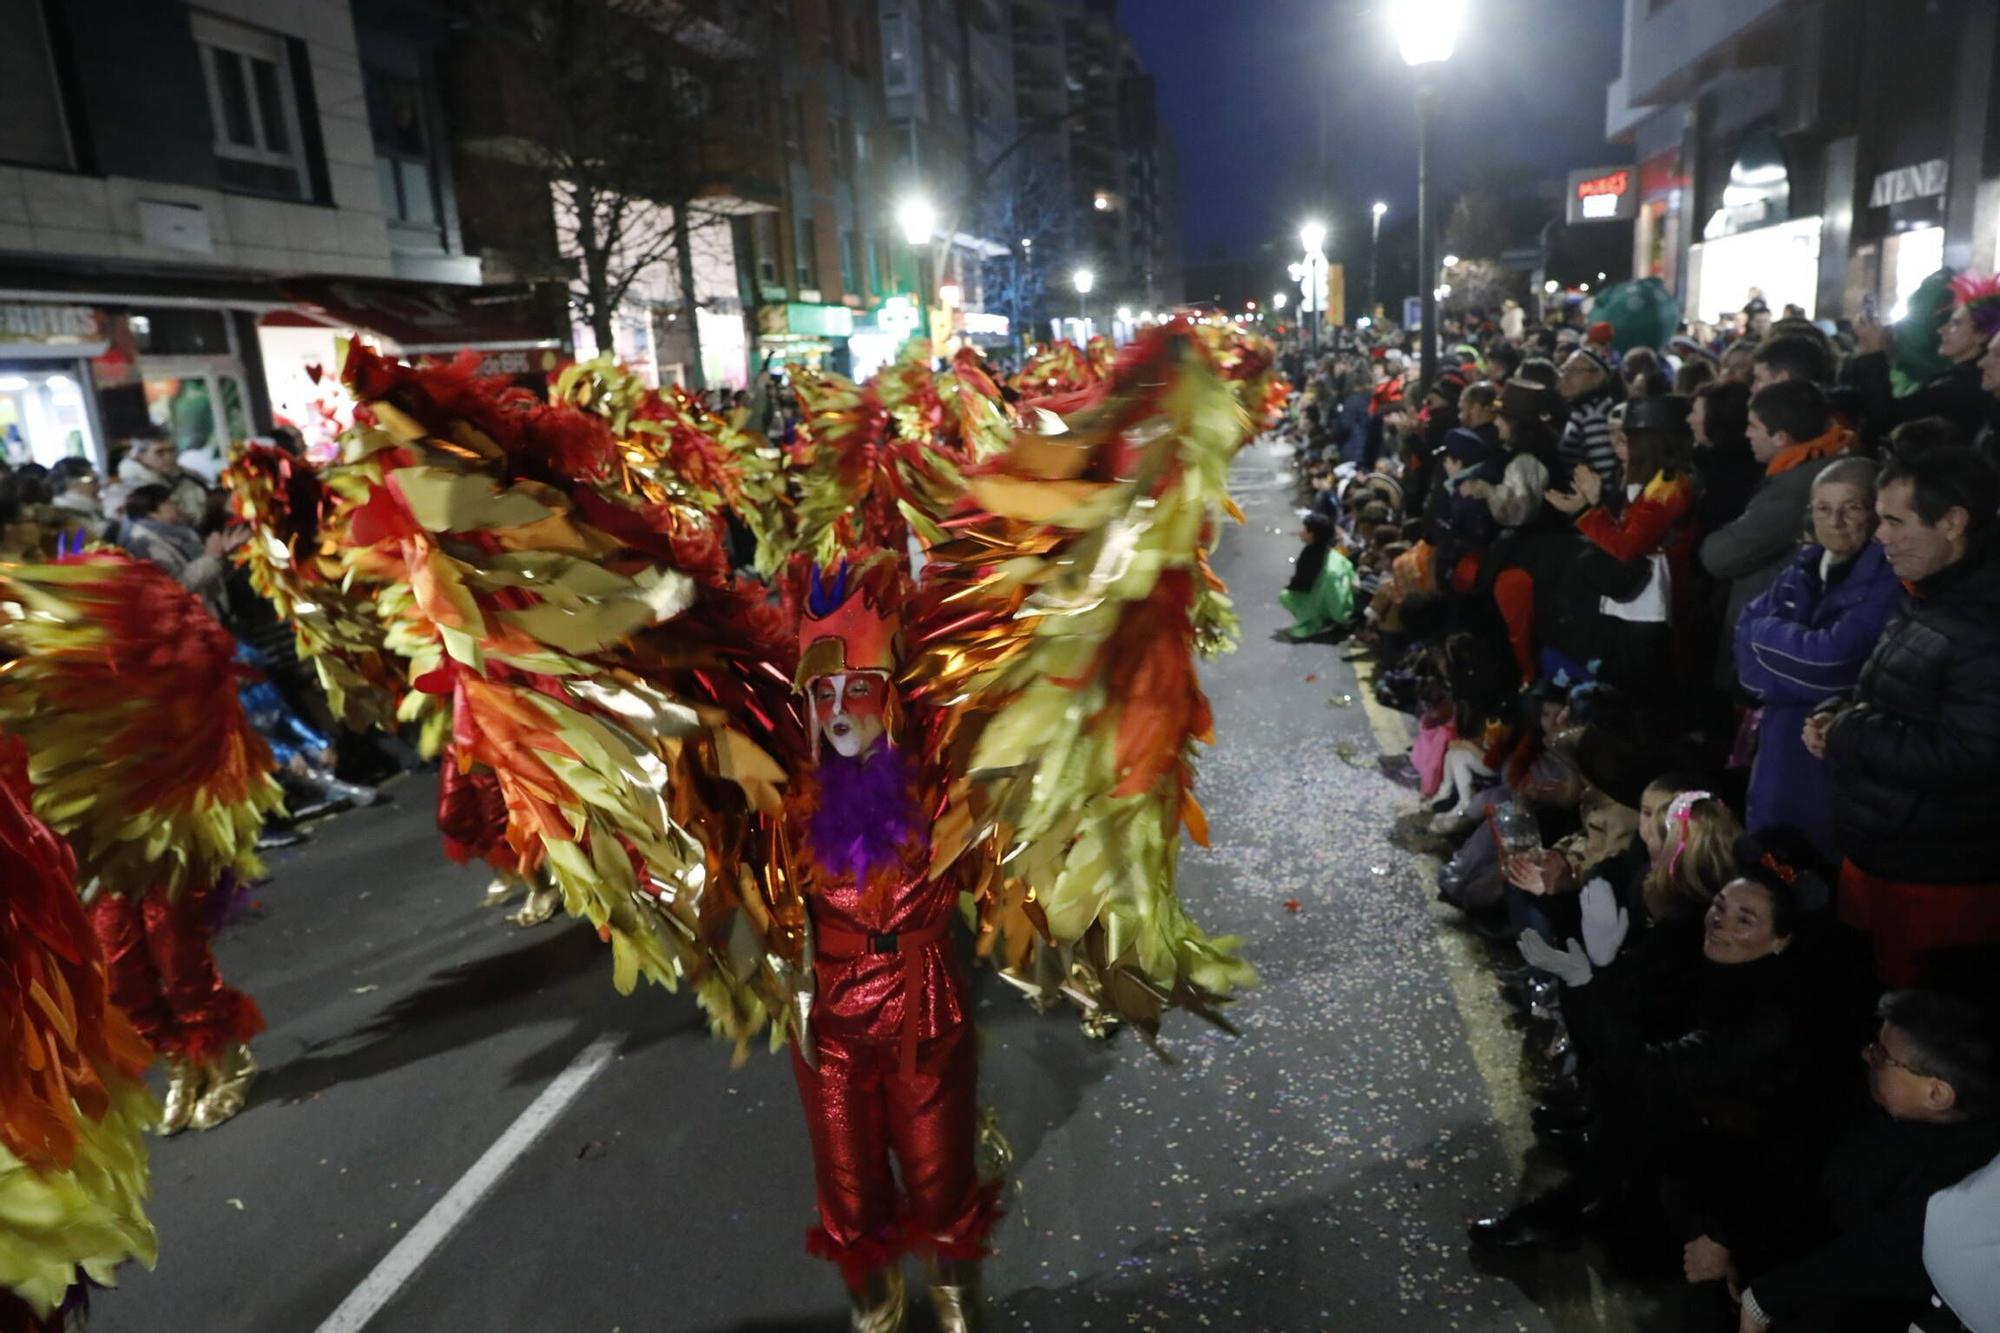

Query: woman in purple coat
left=1733, top=457, right=1902, bottom=856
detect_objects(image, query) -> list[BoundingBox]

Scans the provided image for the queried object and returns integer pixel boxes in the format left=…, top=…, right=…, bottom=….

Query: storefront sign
left=1567, top=167, right=1636, bottom=223
left=0, top=303, right=101, bottom=346
left=1868, top=159, right=1949, bottom=209
left=759, top=303, right=854, bottom=339
left=961, top=311, right=1010, bottom=337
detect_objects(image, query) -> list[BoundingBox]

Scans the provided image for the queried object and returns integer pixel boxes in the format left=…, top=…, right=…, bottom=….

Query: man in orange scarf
left=1698, top=379, right=1853, bottom=692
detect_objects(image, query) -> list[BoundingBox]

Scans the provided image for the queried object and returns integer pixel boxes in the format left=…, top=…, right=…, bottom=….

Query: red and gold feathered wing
left=0, top=735, right=157, bottom=1318
left=329, top=344, right=810, bottom=1053
left=904, top=320, right=1257, bottom=1036
left=0, top=555, right=284, bottom=899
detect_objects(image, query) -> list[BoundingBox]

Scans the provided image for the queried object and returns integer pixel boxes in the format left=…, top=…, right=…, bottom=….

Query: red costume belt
left=815, top=920, right=951, bottom=1075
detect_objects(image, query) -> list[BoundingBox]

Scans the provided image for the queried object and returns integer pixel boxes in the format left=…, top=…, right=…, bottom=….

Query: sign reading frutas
left=1567, top=166, right=1636, bottom=224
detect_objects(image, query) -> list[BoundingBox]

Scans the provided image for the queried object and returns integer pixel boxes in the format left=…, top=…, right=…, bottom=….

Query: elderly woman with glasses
left=1731, top=454, right=1902, bottom=858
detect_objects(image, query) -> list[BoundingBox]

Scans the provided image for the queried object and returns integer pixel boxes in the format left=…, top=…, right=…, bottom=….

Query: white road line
left=315, top=1034, right=622, bottom=1333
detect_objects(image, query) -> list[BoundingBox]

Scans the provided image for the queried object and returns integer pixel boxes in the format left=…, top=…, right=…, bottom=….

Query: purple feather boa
left=806, top=741, right=923, bottom=883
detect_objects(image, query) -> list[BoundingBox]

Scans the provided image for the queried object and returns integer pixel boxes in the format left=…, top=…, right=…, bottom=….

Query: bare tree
left=974, top=156, right=1071, bottom=341
left=448, top=0, right=772, bottom=387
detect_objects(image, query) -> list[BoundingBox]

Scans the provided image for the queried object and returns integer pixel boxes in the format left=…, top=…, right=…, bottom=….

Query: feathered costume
left=226, top=319, right=1263, bottom=1327
left=0, top=556, right=283, bottom=1136
left=0, top=736, right=157, bottom=1331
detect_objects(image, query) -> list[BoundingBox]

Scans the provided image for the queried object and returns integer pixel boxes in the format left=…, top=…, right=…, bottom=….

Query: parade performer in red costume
left=238, top=321, right=1275, bottom=1330
left=784, top=560, right=996, bottom=1328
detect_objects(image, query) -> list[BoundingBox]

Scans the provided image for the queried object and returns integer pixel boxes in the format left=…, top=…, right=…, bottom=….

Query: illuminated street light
left=1579, top=282, right=1591, bottom=292
left=1393, top=0, right=1467, bottom=66
left=1299, top=221, right=1327, bottom=253
left=1543, top=279, right=1560, bottom=294
left=1395, top=0, right=1468, bottom=393
left=1116, top=306, right=1132, bottom=322
left=896, top=196, right=936, bottom=246
left=1372, top=201, right=1389, bottom=218
left=1072, top=267, right=1094, bottom=328
left=1273, top=292, right=1288, bottom=310
left=1442, top=253, right=1460, bottom=269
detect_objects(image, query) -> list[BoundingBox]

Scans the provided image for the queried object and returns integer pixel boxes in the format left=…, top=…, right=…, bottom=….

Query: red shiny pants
left=86, top=885, right=263, bottom=1066
left=791, top=1021, right=997, bottom=1289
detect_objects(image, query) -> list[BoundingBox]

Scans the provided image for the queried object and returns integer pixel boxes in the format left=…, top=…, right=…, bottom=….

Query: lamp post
left=897, top=194, right=937, bottom=344
left=1297, top=221, right=1327, bottom=356
left=1368, top=201, right=1387, bottom=321
left=1072, top=267, right=1094, bottom=337
left=1394, top=1, right=1465, bottom=397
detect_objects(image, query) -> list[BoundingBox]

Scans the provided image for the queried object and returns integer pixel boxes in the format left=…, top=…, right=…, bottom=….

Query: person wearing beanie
left=1557, top=344, right=1625, bottom=484
left=1844, top=272, right=2000, bottom=444
left=1411, top=366, right=1471, bottom=516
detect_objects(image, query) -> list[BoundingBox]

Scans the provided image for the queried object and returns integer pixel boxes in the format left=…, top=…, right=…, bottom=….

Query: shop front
left=0, top=303, right=106, bottom=467
left=1688, top=127, right=1822, bottom=322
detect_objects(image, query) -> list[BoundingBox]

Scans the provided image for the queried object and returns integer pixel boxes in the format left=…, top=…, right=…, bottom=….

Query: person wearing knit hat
left=1557, top=343, right=1625, bottom=484
left=1847, top=271, right=1998, bottom=443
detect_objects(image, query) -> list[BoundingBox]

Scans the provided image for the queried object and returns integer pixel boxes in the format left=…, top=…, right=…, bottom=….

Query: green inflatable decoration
left=1588, top=277, right=1680, bottom=352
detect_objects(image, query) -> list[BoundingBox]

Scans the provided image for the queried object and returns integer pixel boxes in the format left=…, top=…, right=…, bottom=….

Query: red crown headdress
left=794, top=558, right=901, bottom=690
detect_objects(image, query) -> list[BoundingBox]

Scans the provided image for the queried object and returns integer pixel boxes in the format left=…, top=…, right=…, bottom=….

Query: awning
left=269, top=278, right=562, bottom=353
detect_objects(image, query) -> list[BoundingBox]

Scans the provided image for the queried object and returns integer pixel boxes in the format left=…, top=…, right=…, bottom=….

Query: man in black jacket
left=1734, top=990, right=1999, bottom=1333
left=1809, top=445, right=2000, bottom=988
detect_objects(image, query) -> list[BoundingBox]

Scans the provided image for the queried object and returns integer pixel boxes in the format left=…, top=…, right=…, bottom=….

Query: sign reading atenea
left=1869, top=159, right=1949, bottom=209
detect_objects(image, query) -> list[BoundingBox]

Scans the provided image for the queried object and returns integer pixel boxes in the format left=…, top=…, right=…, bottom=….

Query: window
left=192, top=12, right=309, bottom=198
left=364, top=67, right=439, bottom=227
left=0, top=0, right=73, bottom=170
left=854, top=126, right=869, bottom=167
left=796, top=215, right=818, bottom=289
left=838, top=227, right=857, bottom=294
left=864, top=231, right=881, bottom=294
left=753, top=213, right=781, bottom=286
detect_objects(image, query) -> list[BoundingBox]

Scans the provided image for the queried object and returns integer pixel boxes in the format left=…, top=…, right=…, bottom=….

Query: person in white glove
left=1474, top=867, right=1821, bottom=1257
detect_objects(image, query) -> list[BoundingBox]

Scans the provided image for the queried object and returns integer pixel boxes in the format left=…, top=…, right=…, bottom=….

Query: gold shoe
left=159, top=1056, right=208, bottom=1136
left=189, top=1043, right=258, bottom=1131
left=483, top=874, right=518, bottom=906
left=926, top=1261, right=981, bottom=1333
left=849, top=1267, right=906, bottom=1333
left=509, top=883, right=560, bottom=927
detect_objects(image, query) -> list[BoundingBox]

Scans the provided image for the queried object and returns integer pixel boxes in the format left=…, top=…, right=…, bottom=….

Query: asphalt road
left=93, top=441, right=1651, bottom=1333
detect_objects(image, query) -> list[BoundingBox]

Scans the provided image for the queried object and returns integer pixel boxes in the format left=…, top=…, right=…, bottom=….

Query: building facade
left=1006, top=0, right=1180, bottom=338
left=0, top=0, right=518, bottom=467
left=1606, top=0, right=2000, bottom=327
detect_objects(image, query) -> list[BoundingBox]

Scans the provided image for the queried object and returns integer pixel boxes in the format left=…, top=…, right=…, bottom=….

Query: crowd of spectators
left=1280, top=284, right=2000, bottom=1331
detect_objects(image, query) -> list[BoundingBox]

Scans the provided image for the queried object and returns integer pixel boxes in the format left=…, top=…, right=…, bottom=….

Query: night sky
left=1122, top=0, right=1625, bottom=269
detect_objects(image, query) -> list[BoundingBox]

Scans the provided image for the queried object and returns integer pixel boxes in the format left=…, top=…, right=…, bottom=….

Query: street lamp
left=1393, top=0, right=1467, bottom=395
left=1297, top=221, right=1328, bottom=356
left=896, top=196, right=936, bottom=247
left=1272, top=292, right=1288, bottom=311
left=897, top=195, right=937, bottom=342
left=1369, top=201, right=1388, bottom=320
left=1073, top=267, right=1094, bottom=334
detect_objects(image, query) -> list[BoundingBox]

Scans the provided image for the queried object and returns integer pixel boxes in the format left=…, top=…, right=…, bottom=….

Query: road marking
left=315, top=1034, right=621, bottom=1333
